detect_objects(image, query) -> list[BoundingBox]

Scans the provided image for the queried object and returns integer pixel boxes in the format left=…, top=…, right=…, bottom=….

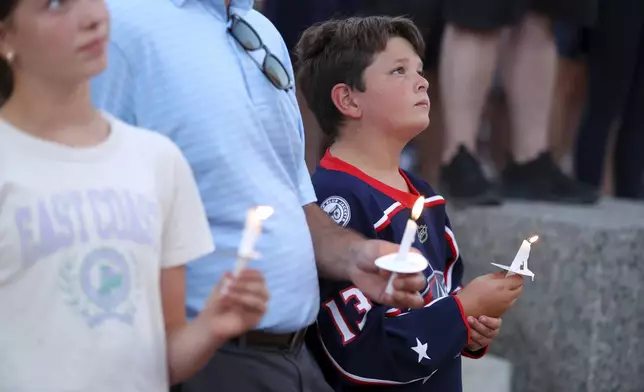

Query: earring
left=5, top=51, right=14, bottom=63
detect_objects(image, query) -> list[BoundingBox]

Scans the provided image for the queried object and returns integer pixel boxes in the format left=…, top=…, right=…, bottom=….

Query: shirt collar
left=319, top=149, right=424, bottom=209
left=170, top=0, right=254, bottom=17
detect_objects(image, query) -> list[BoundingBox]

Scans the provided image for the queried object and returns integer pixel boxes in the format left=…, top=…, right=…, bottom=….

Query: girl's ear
left=0, top=21, right=16, bottom=63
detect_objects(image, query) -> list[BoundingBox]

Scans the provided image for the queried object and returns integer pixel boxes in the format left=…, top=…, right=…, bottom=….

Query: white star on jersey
left=411, top=338, right=430, bottom=363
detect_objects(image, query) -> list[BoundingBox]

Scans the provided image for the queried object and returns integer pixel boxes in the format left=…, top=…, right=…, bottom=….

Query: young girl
left=0, top=0, right=269, bottom=390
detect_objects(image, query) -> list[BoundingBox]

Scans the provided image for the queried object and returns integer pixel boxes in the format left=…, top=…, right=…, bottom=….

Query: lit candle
left=385, top=196, right=425, bottom=295
left=234, top=205, right=274, bottom=275
left=397, top=196, right=425, bottom=261
left=506, top=235, right=539, bottom=277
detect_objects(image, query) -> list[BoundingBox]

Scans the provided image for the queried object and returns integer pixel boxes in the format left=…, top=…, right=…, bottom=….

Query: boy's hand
left=456, top=273, right=524, bottom=318
left=466, top=316, right=502, bottom=351
left=199, top=269, right=270, bottom=341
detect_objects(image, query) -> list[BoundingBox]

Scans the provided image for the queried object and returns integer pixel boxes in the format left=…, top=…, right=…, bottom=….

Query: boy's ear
left=330, top=83, right=361, bottom=120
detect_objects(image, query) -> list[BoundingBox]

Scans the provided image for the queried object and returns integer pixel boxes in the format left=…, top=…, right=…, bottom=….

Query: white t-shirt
left=0, top=114, right=215, bottom=391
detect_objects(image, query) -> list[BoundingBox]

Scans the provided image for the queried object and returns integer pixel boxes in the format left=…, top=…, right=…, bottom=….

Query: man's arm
left=304, top=202, right=365, bottom=280
left=304, top=203, right=426, bottom=309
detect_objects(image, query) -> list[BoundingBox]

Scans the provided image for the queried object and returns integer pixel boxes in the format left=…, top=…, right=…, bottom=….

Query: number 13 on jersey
left=322, top=287, right=374, bottom=345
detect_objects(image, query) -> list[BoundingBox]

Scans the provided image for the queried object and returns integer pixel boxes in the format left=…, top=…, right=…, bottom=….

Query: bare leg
left=440, top=24, right=502, bottom=162
left=501, top=13, right=556, bottom=163
left=549, top=57, right=587, bottom=162
left=500, top=13, right=598, bottom=204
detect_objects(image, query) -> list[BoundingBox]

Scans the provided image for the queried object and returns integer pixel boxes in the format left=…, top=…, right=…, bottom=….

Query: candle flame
left=255, top=206, right=274, bottom=220
left=527, top=235, right=539, bottom=244
left=411, top=196, right=425, bottom=220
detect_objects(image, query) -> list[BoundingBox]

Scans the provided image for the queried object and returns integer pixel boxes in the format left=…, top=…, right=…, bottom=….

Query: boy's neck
left=330, top=130, right=409, bottom=191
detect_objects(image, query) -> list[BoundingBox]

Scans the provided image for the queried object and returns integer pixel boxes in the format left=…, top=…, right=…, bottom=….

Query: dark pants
left=574, top=0, right=644, bottom=198
left=172, top=343, right=333, bottom=392
left=444, top=0, right=597, bottom=31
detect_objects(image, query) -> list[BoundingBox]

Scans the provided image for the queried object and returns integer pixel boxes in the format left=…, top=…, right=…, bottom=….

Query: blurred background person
left=548, top=23, right=590, bottom=170
left=574, top=0, right=644, bottom=200
left=438, top=0, right=598, bottom=206
left=261, top=0, right=358, bottom=57
left=262, top=0, right=644, bottom=204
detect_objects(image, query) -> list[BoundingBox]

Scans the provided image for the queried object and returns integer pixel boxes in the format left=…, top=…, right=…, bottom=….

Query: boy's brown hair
left=294, top=16, right=425, bottom=149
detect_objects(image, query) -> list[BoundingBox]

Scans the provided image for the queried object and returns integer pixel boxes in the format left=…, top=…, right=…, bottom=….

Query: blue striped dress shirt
left=90, top=0, right=320, bottom=332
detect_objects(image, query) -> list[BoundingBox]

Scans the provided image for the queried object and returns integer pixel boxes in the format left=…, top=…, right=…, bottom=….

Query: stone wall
left=449, top=199, right=644, bottom=392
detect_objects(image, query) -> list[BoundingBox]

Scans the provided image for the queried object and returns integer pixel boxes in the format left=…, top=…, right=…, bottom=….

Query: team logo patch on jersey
left=321, top=196, right=351, bottom=227
left=421, top=270, right=449, bottom=303
left=417, top=225, right=429, bottom=243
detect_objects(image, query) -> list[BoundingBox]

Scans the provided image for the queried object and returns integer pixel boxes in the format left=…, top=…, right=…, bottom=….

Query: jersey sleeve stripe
left=373, top=196, right=446, bottom=232
left=385, top=308, right=403, bottom=317
left=462, top=345, right=490, bottom=359
left=384, top=295, right=451, bottom=319
left=424, top=195, right=445, bottom=206
left=444, top=226, right=459, bottom=293
left=451, top=294, right=471, bottom=345
left=374, top=201, right=403, bottom=232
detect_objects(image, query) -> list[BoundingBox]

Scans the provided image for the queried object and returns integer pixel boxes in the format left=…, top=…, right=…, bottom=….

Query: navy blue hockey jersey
left=306, top=150, right=487, bottom=392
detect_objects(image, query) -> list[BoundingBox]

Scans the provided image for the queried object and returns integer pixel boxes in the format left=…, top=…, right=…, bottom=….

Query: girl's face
left=0, top=0, right=109, bottom=86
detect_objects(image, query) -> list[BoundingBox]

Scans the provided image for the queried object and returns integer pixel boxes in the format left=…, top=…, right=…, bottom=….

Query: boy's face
left=353, top=37, right=430, bottom=140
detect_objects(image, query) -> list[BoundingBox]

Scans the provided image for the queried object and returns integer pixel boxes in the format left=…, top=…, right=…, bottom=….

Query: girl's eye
left=392, top=67, right=405, bottom=75
left=417, top=69, right=425, bottom=77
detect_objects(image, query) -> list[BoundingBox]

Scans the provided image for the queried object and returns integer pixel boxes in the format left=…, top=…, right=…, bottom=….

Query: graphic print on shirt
left=59, top=247, right=141, bottom=328
left=12, top=187, right=159, bottom=328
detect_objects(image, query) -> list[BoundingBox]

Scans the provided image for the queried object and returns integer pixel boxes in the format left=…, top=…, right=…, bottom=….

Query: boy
left=295, top=16, right=525, bottom=391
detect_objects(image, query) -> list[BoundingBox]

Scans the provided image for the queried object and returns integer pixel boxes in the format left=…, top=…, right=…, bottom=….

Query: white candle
left=396, top=220, right=418, bottom=262
left=506, top=235, right=538, bottom=277
left=238, top=210, right=260, bottom=257
left=234, top=205, right=274, bottom=275
left=386, top=196, right=425, bottom=295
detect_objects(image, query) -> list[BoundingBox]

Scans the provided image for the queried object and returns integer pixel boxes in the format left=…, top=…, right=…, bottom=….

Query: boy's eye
left=392, top=67, right=406, bottom=75
left=418, top=69, right=425, bottom=77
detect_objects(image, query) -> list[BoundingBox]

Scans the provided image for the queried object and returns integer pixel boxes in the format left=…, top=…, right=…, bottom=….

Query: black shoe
left=439, top=145, right=502, bottom=206
left=502, top=151, right=599, bottom=204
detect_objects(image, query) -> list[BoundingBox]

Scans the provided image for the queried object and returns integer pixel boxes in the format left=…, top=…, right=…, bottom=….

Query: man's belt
left=232, top=328, right=308, bottom=353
